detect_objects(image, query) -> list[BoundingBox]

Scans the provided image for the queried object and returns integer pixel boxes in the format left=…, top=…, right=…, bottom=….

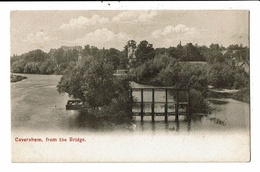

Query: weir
left=65, top=83, right=192, bottom=123
left=130, top=88, right=191, bottom=122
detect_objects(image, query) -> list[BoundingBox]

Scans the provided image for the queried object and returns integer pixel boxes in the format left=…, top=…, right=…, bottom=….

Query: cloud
left=112, top=11, right=158, bottom=23
left=19, top=31, right=58, bottom=53
left=71, top=28, right=131, bottom=49
left=59, top=11, right=158, bottom=31
left=59, top=15, right=110, bottom=30
left=152, top=24, right=198, bottom=38
left=22, top=31, right=57, bottom=44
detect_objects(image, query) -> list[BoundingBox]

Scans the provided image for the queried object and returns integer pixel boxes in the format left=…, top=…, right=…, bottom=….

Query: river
left=11, top=74, right=250, bottom=162
left=11, top=74, right=249, bottom=133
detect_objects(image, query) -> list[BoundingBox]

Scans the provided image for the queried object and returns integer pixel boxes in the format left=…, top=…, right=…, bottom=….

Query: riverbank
left=11, top=74, right=27, bottom=83
left=11, top=74, right=250, bottom=132
left=208, top=88, right=250, bottom=103
left=231, top=88, right=250, bottom=103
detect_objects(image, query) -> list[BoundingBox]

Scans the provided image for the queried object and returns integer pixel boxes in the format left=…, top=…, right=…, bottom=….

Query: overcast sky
left=11, top=10, right=249, bottom=55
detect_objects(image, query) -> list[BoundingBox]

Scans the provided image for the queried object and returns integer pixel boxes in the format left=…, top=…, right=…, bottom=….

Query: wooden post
left=165, top=88, right=168, bottom=122
left=151, top=88, right=155, bottom=122
left=187, top=89, right=191, bottom=122
left=175, top=91, right=179, bottom=121
left=141, top=89, right=144, bottom=122
left=176, top=120, right=180, bottom=131
left=130, top=89, right=133, bottom=113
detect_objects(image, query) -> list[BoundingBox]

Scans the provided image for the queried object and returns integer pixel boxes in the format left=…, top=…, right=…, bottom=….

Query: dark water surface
left=11, top=74, right=250, bottom=133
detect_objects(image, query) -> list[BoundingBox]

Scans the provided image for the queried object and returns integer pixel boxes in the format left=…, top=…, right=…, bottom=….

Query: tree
left=135, top=40, right=155, bottom=66
left=205, top=50, right=225, bottom=64
left=105, top=48, right=121, bottom=70
left=227, top=44, right=240, bottom=50
left=155, top=58, right=181, bottom=86
left=52, top=48, right=65, bottom=67
left=168, top=47, right=182, bottom=59
left=178, top=63, right=208, bottom=94
left=57, top=54, right=132, bottom=117
left=82, top=45, right=100, bottom=57
left=209, top=43, right=221, bottom=51
left=23, top=49, right=49, bottom=62
left=23, top=62, right=40, bottom=74
left=11, top=59, right=27, bottom=73
left=207, top=62, right=235, bottom=88
left=81, top=58, right=116, bottom=108
left=63, top=49, right=79, bottom=62
left=132, top=54, right=175, bottom=85
left=39, top=58, right=56, bottom=74
left=182, top=43, right=205, bottom=61
left=155, top=47, right=167, bottom=55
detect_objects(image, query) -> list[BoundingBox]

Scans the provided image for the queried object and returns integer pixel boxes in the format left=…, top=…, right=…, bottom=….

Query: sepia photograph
left=10, top=9, right=250, bottom=162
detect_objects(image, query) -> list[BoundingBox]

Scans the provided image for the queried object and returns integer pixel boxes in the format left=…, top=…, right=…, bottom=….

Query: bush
left=57, top=54, right=133, bottom=118
left=232, top=88, right=250, bottom=103
left=207, top=62, right=249, bottom=89
left=189, top=89, right=210, bottom=113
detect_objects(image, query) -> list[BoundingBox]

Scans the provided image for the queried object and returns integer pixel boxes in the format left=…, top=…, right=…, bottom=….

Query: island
left=11, top=74, right=27, bottom=83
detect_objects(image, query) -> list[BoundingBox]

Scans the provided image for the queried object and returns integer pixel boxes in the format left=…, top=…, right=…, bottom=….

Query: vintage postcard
left=10, top=10, right=250, bottom=162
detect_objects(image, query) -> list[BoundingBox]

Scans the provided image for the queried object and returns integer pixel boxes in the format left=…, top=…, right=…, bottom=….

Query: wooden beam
left=175, top=91, right=179, bottom=121
left=187, top=89, right=191, bottom=122
left=131, top=88, right=190, bottom=92
left=141, top=89, right=144, bottom=122
left=130, top=89, right=133, bottom=113
left=130, top=88, right=190, bottom=122
left=165, top=88, right=168, bottom=122
left=151, top=88, right=155, bottom=122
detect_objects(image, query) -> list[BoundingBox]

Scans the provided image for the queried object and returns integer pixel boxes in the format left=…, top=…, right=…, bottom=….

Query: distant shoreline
left=11, top=74, right=27, bottom=83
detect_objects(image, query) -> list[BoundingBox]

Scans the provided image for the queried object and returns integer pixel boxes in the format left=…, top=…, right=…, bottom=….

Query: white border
left=1, top=1, right=259, bottom=171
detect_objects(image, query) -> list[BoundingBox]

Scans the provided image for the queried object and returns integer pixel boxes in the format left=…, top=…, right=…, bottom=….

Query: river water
left=11, top=74, right=249, bottom=134
left=11, top=74, right=250, bottom=162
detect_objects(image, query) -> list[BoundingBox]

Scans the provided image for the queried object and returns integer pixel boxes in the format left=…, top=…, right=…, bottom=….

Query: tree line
left=10, top=45, right=129, bottom=75
left=11, top=40, right=249, bottom=116
left=11, top=40, right=249, bottom=91
left=11, top=40, right=248, bottom=77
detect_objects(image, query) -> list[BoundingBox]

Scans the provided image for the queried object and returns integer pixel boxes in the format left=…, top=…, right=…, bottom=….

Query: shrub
left=232, top=87, right=250, bottom=103
left=57, top=54, right=133, bottom=118
left=189, top=89, right=210, bottom=113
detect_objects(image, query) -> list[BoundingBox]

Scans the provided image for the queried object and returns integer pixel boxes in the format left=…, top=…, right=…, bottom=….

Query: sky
left=10, top=10, right=249, bottom=55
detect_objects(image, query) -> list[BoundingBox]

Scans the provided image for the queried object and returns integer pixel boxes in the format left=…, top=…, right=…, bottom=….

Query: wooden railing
left=130, top=88, right=191, bottom=122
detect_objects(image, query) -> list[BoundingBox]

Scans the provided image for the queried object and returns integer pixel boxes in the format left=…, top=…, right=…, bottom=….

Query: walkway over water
left=130, top=87, right=191, bottom=122
left=113, top=69, right=130, bottom=76
left=65, top=80, right=192, bottom=122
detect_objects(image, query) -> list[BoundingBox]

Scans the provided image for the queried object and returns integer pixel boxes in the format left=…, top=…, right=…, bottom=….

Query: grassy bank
left=11, top=74, right=27, bottom=83
left=231, top=88, right=250, bottom=103
left=208, top=88, right=249, bottom=103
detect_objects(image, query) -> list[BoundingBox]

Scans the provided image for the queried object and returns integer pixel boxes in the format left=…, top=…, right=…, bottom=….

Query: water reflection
left=187, top=120, right=191, bottom=131
left=65, top=110, right=238, bottom=133
left=68, top=111, right=136, bottom=132
left=67, top=110, right=195, bottom=132
left=11, top=74, right=249, bottom=133
left=60, top=108, right=237, bottom=133
left=137, top=119, right=191, bottom=132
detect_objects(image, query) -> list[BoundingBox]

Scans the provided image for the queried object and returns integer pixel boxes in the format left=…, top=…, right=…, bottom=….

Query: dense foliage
left=11, top=45, right=128, bottom=75
left=131, top=55, right=209, bottom=113
left=11, top=40, right=250, bottom=116
left=131, top=42, right=249, bottom=90
left=232, top=87, right=250, bottom=103
left=57, top=53, right=132, bottom=118
left=11, top=49, right=77, bottom=74
left=129, top=42, right=249, bottom=112
left=10, top=74, right=27, bottom=83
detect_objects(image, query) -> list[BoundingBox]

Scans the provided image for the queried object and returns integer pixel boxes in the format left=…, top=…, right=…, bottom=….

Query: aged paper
left=10, top=9, right=250, bottom=163
left=2, top=3, right=259, bottom=171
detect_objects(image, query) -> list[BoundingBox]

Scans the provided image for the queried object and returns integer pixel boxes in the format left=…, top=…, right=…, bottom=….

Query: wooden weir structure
left=130, top=88, right=191, bottom=122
